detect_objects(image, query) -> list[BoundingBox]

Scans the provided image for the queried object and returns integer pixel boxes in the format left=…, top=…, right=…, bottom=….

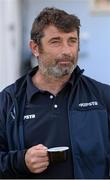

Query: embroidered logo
left=24, top=114, right=35, bottom=120
left=79, top=101, right=98, bottom=107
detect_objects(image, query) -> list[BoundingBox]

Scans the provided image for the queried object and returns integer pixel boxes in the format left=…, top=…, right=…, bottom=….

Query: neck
left=32, top=70, right=71, bottom=95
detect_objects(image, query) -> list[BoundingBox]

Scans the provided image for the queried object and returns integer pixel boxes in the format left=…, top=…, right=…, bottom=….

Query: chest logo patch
left=24, top=114, right=35, bottom=120
left=79, top=101, right=98, bottom=107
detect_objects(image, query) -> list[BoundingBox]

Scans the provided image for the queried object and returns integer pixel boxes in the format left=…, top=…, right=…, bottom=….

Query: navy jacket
left=0, top=66, right=110, bottom=178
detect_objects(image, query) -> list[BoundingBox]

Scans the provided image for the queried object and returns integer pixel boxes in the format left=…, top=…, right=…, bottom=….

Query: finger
left=35, top=144, right=48, bottom=150
left=27, top=148, right=48, bottom=158
left=33, top=161, right=49, bottom=171
left=27, top=163, right=48, bottom=174
left=34, top=166, right=48, bottom=174
left=35, top=156, right=49, bottom=163
left=35, top=150, right=48, bottom=157
left=27, top=155, right=49, bottom=167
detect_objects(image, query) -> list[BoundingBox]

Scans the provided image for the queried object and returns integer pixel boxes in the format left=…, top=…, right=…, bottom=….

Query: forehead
left=43, top=25, right=78, bottom=39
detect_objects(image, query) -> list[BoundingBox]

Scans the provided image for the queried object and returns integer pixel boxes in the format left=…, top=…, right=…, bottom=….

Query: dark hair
left=31, top=7, right=81, bottom=46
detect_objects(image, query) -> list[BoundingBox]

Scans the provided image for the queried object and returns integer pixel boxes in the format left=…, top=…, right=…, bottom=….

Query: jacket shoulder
left=1, top=74, right=27, bottom=96
left=0, top=74, right=27, bottom=110
left=82, top=75, right=110, bottom=92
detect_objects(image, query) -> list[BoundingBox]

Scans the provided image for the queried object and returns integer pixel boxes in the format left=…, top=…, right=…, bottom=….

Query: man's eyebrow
left=48, top=36, right=78, bottom=43
left=69, top=37, right=78, bottom=40
left=48, top=37, right=61, bottom=42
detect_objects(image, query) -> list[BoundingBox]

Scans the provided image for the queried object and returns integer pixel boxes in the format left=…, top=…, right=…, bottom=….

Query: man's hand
left=25, top=144, right=49, bottom=173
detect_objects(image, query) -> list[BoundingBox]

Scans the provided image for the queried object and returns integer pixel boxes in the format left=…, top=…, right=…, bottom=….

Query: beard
left=46, top=63, right=77, bottom=78
left=38, top=54, right=78, bottom=78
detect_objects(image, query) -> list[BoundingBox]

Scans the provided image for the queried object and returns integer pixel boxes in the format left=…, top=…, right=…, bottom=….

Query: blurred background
left=0, top=0, right=110, bottom=91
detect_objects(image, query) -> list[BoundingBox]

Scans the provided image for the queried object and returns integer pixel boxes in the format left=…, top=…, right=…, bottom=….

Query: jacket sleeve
left=101, top=84, right=110, bottom=176
left=0, top=91, right=30, bottom=178
left=101, top=84, right=110, bottom=116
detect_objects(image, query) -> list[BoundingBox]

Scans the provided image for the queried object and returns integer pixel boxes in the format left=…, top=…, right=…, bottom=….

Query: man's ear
left=29, top=40, right=39, bottom=57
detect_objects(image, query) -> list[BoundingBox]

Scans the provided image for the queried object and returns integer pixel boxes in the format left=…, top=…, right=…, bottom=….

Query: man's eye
left=51, top=41, right=60, bottom=44
left=50, top=41, right=61, bottom=46
left=68, top=39, right=77, bottom=46
left=70, top=40, right=77, bottom=43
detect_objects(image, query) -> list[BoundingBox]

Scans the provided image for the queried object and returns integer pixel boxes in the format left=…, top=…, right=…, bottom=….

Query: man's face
left=37, top=25, right=79, bottom=78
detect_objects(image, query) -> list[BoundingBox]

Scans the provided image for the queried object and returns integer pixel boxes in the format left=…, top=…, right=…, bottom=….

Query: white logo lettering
left=79, top=101, right=98, bottom=107
left=24, top=114, right=35, bottom=120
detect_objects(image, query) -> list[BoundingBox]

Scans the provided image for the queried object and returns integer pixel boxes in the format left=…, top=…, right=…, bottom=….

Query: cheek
left=39, top=53, right=53, bottom=66
left=72, top=48, right=79, bottom=57
left=44, top=52, right=56, bottom=62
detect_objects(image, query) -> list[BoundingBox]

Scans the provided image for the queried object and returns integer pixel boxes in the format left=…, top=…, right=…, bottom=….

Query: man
left=0, top=7, right=110, bottom=179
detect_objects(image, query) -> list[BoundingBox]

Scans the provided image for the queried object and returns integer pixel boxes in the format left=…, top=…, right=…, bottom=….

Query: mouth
left=58, top=60, right=72, bottom=65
